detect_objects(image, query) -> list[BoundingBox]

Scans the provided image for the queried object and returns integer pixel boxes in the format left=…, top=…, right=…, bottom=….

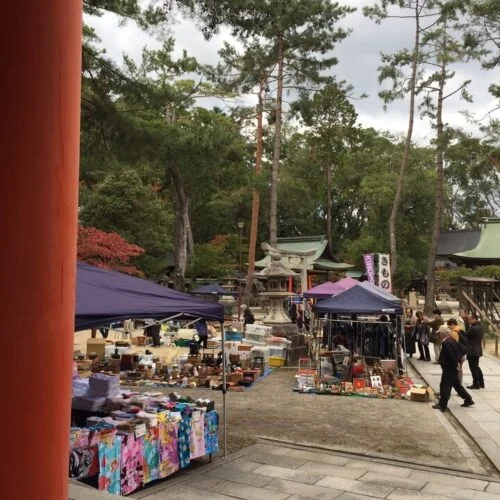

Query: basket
left=269, top=356, right=286, bottom=367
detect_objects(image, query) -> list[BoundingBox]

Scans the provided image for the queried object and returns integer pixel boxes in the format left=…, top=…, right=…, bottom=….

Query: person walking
left=432, top=328, right=474, bottom=412
left=446, top=317, right=469, bottom=385
left=465, top=313, right=485, bottom=389
left=428, top=308, right=444, bottom=364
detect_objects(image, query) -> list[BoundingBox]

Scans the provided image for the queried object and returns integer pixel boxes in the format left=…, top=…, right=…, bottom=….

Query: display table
left=70, top=373, right=218, bottom=496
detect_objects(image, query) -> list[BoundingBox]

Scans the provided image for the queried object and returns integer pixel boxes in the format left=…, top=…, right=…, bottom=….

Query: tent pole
left=221, top=320, right=227, bottom=458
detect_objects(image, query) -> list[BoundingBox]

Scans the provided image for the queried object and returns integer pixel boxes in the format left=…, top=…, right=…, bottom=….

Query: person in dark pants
left=433, top=328, right=474, bottom=412
left=465, top=313, right=485, bottom=389
left=413, top=311, right=431, bottom=361
left=145, top=321, right=161, bottom=347
left=196, top=319, right=209, bottom=349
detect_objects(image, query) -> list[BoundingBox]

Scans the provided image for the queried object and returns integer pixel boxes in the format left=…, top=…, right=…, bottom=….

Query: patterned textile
left=158, top=419, right=179, bottom=478
left=204, top=411, right=219, bottom=455
left=70, top=427, right=90, bottom=449
left=177, top=412, right=192, bottom=469
left=120, top=433, right=144, bottom=495
left=143, top=426, right=160, bottom=484
left=98, top=434, right=122, bottom=495
left=69, top=445, right=99, bottom=479
left=190, top=410, right=205, bottom=459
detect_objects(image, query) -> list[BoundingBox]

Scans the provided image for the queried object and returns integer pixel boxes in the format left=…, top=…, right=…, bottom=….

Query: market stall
left=298, top=284, right=408, bottom=397
left=72, top=263, right=228, bottom=494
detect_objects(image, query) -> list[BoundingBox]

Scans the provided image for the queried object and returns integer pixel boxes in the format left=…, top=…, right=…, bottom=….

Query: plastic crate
left=244, top=331, right=269, bottom=344
left=225, top=331, right=243, bottom=341
left=269, top=356, right=286, bottom=367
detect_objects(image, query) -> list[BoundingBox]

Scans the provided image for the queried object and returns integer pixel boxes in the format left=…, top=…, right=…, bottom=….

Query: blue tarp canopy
left=313, top=283, right=403, bottom=315
left=358, top=281, right=402, bottom=306
left=190, top=283, right=238, bottom=296
left=75, top=262, right=224, bottom=331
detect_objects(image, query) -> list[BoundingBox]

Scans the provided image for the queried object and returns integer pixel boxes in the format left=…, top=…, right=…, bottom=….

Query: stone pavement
left=409, top=352, right=500, bottom=472
left=69, top=440, right=500, bottom=499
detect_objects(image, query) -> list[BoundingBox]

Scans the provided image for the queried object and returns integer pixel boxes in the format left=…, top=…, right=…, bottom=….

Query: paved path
left=409, top=351, right=500, bottom=472
left=70, top=440, right=500, bottom=499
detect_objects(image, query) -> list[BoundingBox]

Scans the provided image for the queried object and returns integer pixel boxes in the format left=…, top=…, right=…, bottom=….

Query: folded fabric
left=72, top=395, right=107, bottom=412
left=88, top=373, right=120, bottom=398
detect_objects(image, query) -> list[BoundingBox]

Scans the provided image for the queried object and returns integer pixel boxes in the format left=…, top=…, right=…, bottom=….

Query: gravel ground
left=124, top=367, right=487, bottom=473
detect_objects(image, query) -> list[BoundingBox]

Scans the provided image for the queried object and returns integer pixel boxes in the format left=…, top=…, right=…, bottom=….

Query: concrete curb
left=256, top=437, right=500, bottom=482
left=408, top=357, right=500, bottom=474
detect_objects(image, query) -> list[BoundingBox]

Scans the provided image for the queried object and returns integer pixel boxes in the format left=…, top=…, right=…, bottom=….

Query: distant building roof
left=437, top=229, right=481, bottom=256
left=453, top=218, right=500, bottom=261
left=254, top=235, right=352, bottom=271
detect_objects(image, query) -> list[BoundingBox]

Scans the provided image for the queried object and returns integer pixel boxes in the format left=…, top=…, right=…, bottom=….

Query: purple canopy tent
left=303, top=276, right=359, bottom=299
left=75, top=262, right=224, bottom=331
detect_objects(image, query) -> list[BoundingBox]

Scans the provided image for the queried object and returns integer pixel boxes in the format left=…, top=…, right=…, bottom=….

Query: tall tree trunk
left=326, top=152, right=333, bottom=250
left=171, top=166, right=190, bottom=291
left=269, top=36, right=284, bottom=247
left=389, top=0, right=420, bottom=279
left=245, top=79, right=265, bottom=299
left=166, top=105, right=193, bottom=291
left=424, top=39, right=446, bottom=315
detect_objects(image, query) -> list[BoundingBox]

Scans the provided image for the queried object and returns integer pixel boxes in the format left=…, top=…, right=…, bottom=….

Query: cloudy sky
left=88, top=1, right=499, bottom=145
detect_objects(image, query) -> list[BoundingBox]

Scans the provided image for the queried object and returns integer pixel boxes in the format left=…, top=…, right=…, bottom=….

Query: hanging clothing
left=98, top=434, right=122, bottom=494
left=69, top=445, right=99, bottom=479
left=176, top=410, right=192, bottom=469
left=158, top=418, right=179, bottom=478
left=143, top=426, right=160, bottom=484
left=190, top=409, right=206, bottom=459
left=120, top=433, right=144, bottom=495
left=204, top=411, right=219, bottom=455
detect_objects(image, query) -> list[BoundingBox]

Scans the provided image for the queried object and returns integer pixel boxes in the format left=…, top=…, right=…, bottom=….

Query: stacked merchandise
left=69, top=396, right=219, bottom=496
left=244, top=324, right=291, bottom=368
left=293, top=355, right=417, bottom=400
left=73, top=373, right=120, bottom=413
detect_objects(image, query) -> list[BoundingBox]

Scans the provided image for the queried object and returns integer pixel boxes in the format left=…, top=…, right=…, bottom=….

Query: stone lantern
left=254, top=251, right=298, bottom=333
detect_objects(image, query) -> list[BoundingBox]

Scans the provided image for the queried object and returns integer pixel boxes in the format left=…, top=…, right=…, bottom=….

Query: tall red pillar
left=0, top=1, right=82, bottom=498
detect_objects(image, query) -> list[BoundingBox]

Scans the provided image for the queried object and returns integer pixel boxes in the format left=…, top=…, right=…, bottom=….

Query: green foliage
left=79, top=169, right=173, bottom=277
left=80, top=0, right=500, bottom=290
left=438, top=265, right=500, bottom=283
left=186, top=235, right=239, bottom=278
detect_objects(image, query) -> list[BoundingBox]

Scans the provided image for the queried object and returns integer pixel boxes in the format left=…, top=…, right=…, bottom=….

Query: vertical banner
left=363, top=254, right=375, bottom=284
left=377, top=253, right=392, bottom=292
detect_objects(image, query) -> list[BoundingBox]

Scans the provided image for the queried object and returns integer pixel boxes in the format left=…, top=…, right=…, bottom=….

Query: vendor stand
left=73, top=263, right=228, bottom=495
left=305, top=283, right=407, bottom=397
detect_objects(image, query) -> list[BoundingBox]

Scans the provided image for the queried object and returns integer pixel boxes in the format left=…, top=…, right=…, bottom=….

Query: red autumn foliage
left=77, top=225, right=145, bottom=276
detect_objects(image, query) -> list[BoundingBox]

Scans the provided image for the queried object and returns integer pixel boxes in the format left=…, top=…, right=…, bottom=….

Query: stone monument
left=254, top=243, right=315, bottom=363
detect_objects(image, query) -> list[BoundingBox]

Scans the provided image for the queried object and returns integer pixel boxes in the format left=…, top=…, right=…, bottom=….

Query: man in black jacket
left=432, top=328, right=474, bottom=412
left=466, top=313, right=485, bottom=389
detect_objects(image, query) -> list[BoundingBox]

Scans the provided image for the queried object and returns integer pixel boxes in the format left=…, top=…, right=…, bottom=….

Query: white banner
left=377, top=253, right=392, bottom=292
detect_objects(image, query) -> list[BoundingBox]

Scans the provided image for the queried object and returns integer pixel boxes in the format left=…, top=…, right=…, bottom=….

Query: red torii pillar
left=0, top=2, right=82, bottom=498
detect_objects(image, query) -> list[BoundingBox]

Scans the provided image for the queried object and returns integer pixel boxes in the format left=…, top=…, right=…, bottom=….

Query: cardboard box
left=76, top=359, right=92, bottom=371
left=87, top=338, right=106, bottom=361
left=410, top=386, right=431, bottom=402
left=229, top=372, right=243, bottom=384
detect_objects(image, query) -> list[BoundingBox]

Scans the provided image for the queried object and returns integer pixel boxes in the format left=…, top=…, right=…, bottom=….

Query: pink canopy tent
left=304, top=276, right=359, bottom=299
